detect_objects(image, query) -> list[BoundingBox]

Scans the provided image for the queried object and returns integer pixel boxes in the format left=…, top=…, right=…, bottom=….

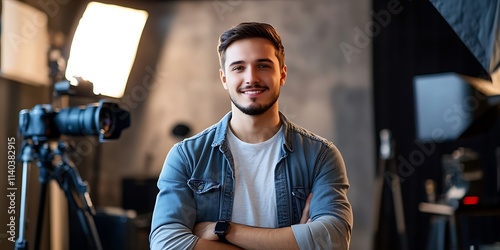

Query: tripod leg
left=63, top=185, right=102, bottom=250
left=389, top=160, right=409, bottom=250
left=73, top=206, right=102, bottom=250
left=15, top=161, right=31, bottom=250
left=53, top=163, right=102, bottom=250
left=372, top=159, right=386, bottom=235
left=17, top=142, right=53, bottom=250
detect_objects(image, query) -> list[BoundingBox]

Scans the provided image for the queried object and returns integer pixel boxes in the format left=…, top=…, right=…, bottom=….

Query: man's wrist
left=214, top=220, right=231, bottom=243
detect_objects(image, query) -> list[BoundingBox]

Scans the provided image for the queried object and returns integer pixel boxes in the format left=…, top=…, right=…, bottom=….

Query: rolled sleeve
left=291, top=215, right=351, bottom=250
left=291, top=142, right=353, bottom=250
left=150, top=223, right=198, bottom=250
left=149, top=144, right=198, bottom=249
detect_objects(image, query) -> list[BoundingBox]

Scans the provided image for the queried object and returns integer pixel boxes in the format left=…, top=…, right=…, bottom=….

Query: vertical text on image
left=7, top=137, right=17, bottom=242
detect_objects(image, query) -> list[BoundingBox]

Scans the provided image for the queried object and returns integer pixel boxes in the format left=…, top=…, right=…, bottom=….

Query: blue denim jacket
left=150, top=112, right=353, bottom=249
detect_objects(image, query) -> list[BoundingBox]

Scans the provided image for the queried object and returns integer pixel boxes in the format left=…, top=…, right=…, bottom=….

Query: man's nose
left=245, top=67, right=260, bottom=84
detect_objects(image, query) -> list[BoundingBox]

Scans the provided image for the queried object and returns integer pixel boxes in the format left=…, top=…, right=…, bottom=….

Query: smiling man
left=150, top=22, right=353, bottom=250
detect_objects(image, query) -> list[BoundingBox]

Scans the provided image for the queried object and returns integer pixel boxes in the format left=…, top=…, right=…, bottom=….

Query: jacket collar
left=211, top=111, right=294, bottom=152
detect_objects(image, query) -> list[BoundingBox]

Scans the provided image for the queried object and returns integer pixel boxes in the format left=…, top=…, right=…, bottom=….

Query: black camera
left=18, top=99, right=130, bottom=142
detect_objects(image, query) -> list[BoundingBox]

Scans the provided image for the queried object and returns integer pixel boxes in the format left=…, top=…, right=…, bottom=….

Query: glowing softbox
left=65, top=2, right=148, bottom=98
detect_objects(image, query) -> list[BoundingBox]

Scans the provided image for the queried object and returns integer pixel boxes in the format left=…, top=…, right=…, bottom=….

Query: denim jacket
left=150, top=112, right=353, bottom=249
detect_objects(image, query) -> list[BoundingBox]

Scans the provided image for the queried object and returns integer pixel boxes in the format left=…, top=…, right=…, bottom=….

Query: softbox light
left=430, top=0, right=500, bottom=74
left=65, top=2, right=148, bottom=98
left=414, top=73, right=500, bottom=142
left=414, top=1, right=500, bottom=142
left=0, top=0, right=50, bottom=86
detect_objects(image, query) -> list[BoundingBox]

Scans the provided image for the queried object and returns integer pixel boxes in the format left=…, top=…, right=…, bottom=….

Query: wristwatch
left=214, top=220, right=230, bottom=243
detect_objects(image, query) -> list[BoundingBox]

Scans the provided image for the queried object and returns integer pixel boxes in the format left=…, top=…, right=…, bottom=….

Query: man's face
left=220, top=38, right=287, bottom=116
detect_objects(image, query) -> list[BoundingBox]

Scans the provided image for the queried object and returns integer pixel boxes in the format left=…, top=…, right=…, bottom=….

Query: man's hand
left=300, top=193, right=313, bottom=224
left=193, top=222, right=218, bottom=241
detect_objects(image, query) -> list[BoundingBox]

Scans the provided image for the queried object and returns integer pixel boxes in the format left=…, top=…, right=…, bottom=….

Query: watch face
left=215, top=221, right=229, bottom=234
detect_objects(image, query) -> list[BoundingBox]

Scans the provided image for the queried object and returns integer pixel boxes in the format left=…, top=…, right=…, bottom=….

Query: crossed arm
left=194, top=223, right=297, bottom=250
left=192, top=194, right=313, bottom=250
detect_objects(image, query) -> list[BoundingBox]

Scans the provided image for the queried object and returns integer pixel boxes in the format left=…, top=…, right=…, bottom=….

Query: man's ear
left=280, top=65, right=287, bottom=86
left=220, top=69, right=228, bottom=90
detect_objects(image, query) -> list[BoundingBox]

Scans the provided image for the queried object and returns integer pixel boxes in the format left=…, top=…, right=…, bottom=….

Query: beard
left=230, top=92, right=279, bottom=116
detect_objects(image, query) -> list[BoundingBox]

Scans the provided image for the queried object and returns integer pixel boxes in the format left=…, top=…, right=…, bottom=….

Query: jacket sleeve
left=291, top=143, right=353, bottom=249
left=291, top=215, right=351, bottom=250
left=149, top=143, right=199, bottom=250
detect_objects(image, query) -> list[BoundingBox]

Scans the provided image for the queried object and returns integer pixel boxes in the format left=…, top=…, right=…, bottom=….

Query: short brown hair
left=217, top=22, right=285, bottom=71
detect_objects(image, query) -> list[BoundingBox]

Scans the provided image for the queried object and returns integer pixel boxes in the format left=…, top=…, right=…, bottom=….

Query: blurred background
left=0, top=0, right=499, bottom=249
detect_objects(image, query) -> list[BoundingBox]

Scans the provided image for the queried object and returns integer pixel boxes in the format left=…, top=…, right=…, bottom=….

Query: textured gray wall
left=97, top=0, right=375, bottom=249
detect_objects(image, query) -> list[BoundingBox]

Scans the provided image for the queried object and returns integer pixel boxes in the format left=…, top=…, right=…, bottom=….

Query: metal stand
left=15, top=139, right=102, bottom=250
left=418, top=201, right=458, bottom=250
left=373, top=129, right=409, bottom=250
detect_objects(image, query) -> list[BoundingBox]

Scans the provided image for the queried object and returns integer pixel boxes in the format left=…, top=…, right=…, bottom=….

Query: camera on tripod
left=18, top=100, right=130, bottom=142
left=14, top=79, right=132, bottom=250
left=17, top=79, right=130, bottom=142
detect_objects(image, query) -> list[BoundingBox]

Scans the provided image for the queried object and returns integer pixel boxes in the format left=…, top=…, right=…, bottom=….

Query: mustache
left=239, top=84, right=268, bottom=90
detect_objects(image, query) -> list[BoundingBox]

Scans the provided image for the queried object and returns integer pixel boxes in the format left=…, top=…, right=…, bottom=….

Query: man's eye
left=232, top=66, right=243, bottom=71
left=258, top=64, right=271, bottom=69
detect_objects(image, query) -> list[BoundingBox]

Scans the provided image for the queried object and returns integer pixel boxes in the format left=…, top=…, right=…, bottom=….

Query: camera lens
left=98, top=107, right=114, bottom=136
left=56, top=105, right=101, bottom=136
left=53, top=101, right=129, bottom=141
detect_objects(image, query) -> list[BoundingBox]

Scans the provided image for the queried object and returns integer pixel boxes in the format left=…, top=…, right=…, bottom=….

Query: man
left=150, top=22, right=352, bottom=249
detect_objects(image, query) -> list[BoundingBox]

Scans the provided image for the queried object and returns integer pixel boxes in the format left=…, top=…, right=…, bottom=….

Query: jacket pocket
left=187, top=179, right=221, bottom=194
left=187, top=179, right=221, bottom=221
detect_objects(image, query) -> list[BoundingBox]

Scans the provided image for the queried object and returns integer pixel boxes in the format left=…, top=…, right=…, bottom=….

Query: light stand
left=373, top=129, right=409, bottom=250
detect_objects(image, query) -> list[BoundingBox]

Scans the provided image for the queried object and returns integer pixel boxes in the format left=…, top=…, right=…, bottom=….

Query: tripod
left=15, top=139, right=102, bottom=250
left=372, top=129, right=409, bottom=250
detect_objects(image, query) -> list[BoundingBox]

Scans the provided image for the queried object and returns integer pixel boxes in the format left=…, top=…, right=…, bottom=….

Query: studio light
left=65, top=2, right=149, bottom=98
left=0, top=0, right=50, bottom=86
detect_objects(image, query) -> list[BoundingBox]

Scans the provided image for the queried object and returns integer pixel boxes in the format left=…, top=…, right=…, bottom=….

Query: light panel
left=1, top=0, right=49, bottom=86
left=65, top=2, right=148, bottom=98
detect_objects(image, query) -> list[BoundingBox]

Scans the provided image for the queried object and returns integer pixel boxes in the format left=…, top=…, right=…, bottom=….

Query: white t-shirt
left=227, top=126, right=283, bottom=228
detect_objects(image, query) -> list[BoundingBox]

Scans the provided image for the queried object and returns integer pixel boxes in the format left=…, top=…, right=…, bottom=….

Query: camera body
left=19, top=99, right=130, bottom=142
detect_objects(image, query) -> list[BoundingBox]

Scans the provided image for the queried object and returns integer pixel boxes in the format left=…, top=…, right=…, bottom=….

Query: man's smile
left=239, top=87, right=267, bottom=96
